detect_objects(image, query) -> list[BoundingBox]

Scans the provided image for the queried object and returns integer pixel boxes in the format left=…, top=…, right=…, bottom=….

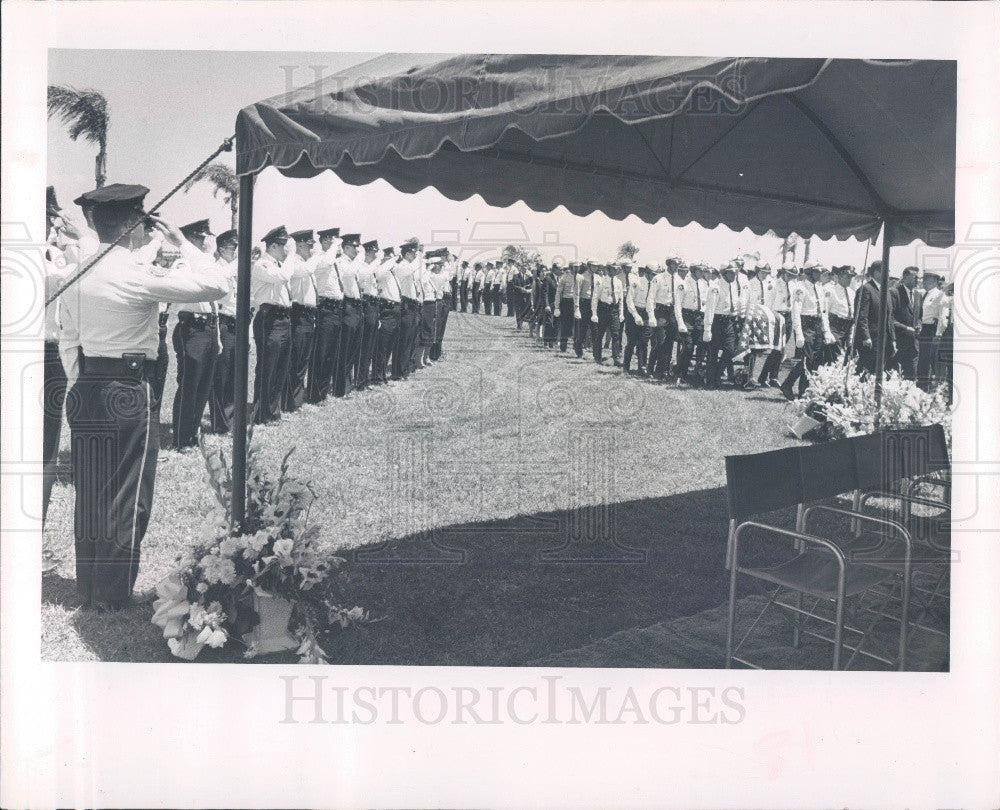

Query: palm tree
left=500, top=244, right=541, bottom=267
left=616, top=240, right=640, bottom=262
left=767, top=229, right=799, bottom=264
left=47, top=85, right=109, bottom=188
left=183, top=162, right=239, bottom=229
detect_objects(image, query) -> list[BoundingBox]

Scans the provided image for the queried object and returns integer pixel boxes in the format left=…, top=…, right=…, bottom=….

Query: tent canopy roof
left=236, top=55, right=956, bottom=247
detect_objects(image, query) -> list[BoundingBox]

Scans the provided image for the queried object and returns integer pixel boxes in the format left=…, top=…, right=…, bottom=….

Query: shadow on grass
left=326, top=485, right=788, bottom=667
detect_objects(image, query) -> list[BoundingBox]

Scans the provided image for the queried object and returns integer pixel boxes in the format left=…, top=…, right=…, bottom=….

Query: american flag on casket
left=735, top=302, right=785, bottom=361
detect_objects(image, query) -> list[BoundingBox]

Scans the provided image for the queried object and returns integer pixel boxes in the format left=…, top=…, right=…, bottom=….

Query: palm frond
left=47, top=85, right=109, bottom=146
left=616, top=240, right=640, bottom=261
left=183, top=162, right=238, bottom=203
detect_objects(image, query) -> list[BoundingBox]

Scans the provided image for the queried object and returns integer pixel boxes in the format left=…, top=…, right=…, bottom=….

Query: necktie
left=696, top=280, right=701, bottom=310
left=611, top=277, right=617, bottom=305
left=590, top=273, right=595, bottom=299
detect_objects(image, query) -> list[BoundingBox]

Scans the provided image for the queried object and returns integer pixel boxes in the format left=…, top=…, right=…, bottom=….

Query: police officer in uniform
left=623, top=263, right=656, bottom=375
left=282, top=229, right=321, bottom=412
left=68, top=184, right=226, bottom=608
left=703, top=262, right=747, bottom=389
left=471, top=262, right=485, bottom=314
left=573, top=259, right=597, bottom=358
left=251, top=225, right=293, bottom=422
left=308, top=227, right=344, bottom=402
left=675, top=261, right=709, bottom=384
left=757, top=261, right=795, bottom=387
left=335, top=233, right=364, bottom=396
left=781, top=260, right=835, bottom=400
left=649, top=258, right=687, bottom=380
left=208, top=229, right=238, bottom=433
left=591, top=263, right=624, bottom=365
left=458, top=261, right=471, bottom=313
left=372, top=246, right=401, bottom=383
left=172, top=219, right=220, bottom=449
left=824, top=265, right=857, bottom=363
left=394, top=240, right=423, bottom=379
left=553, top=261, right=576, bottom=352
left=355, top=239, right=382, bottom=390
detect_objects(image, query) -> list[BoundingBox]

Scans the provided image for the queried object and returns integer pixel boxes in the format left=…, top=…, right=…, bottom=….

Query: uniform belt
left=81, top=354, right=156, bottom=380
left=713, top=312, right=737, bottom=320
left=402, top=296, right=420, bottom=306
left=258, top=303, right=290, bottom=317
left=380, top=299, right=402, bottom=308
left=291, top=302, right=316, bottom=311
left=654, top=303, right=674, bottom=315
left=177, top=311, right=217, bottom=327
left=317, top=297, right=343, bottom=311
left=363, top=295, right=380, bottom=303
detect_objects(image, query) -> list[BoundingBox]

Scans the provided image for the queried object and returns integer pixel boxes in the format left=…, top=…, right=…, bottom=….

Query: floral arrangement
left=789, top=360, right=952, bottom=445
left=152, top=437, right=375, bottom=663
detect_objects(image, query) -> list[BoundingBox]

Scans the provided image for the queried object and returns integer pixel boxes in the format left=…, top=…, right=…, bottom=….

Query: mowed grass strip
left=42, top=312, right=802, bottom=664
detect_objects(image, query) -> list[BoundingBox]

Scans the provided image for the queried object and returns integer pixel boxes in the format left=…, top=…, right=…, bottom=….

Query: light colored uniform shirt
left=285, top=250, right=322, bottom=307
left=357, top=256, right=380, bottom=298
left=825, top=282, right=855, bottom=320
left=176, top=241, right=221, bottom=314
left=771, top=276, right=793, bottom=313
left=705, top=277, right=748, bottom=322
left=574, top=270, right=596, bottom=306
left=251, top=252, right=293, bottom=308
left=395, top=257, right=422, bottom=300
left=429, top=267, right=450, bottom=299
left=214, top=256, right=238, bottom=317
left=415, top=261, right=435, bottom=302
left=592, top=274, right=625, bottom=319
left=45, top=243, right=74, bottom=341
left=473, top=269, right=486, bottom=286
left=76, top=244, right=227, bottom=358
left=554, top=271, right=576, bottom=301
left=314, top=246, right=345, bottom=300
left=336, top=253, right=363, bottom=300
left=921, top=287, right=946, bottom=326
left=375, top=257, right=402, bottom=302
left=791, top=279, right=833, bottom=341
left=626, top=274, right=655, bottom=323
left=680, top=276, right=709, bottom=312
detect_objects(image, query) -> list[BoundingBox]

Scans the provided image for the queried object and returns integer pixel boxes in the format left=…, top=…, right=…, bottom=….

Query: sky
left=49, top=48, right=894, bottom=269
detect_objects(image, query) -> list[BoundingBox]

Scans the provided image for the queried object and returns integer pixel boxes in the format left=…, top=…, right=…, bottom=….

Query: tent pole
left=231, top=172, right=255, bottom=532
left=873, top=219, right=892, bottom=424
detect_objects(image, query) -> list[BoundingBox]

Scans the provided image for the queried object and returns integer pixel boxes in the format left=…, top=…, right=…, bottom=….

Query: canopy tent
left=228, top=54, right=956, bottom=526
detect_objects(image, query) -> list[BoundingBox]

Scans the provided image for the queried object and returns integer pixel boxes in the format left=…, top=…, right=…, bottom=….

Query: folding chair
left=853, top=429, right=951, bottom=642
left=796, top=439, right=914, bottom=670
left=725, top=447, right=893, bottom=670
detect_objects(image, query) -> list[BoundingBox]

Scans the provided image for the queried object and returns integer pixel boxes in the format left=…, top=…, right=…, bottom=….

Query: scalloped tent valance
left=236, top=54, right=956, bottom=249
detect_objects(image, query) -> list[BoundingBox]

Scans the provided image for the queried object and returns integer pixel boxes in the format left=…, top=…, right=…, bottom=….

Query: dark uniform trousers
left=593, top=301, right=621, bottom=363
left=574, top=298, right=594, bottom=357
left=459, top=280, right=469, bottom=312
left=374, top=300, right=401, bottom=382
left=307, top=298, right=343, bottom=403
left=471, top=283, right=482, bottom=313
left=252, top=304, right=291, bottom=423
left=43, top=340, right=68, bottom=521
left=209, top=314, right=236, bottom=433
left=826, top=314, right=853, bottom=365
left=784, top=314, right=824, bottom=394
left=624, top=311, right=652, bottom=372
left=171, top=313, right=218, bottom=447
left=69, top=355, right=159, bottom=604
left=759, top=312, right=790, bottom=383
left=558, top=297, right=575, bottom=351
left=492, top=286, right=503, bottom=316
left=450, top=278, right=458, bottom=311
left=675, top=308, right=704, bottom=379
left=705, top=313, right=739, bottom=386
left=916, top=321, right=939, bottom=390
left=355, top=297, right=380, bottom=390
left=506, top=282, right=517, bottom=317
left=151, top=310, right=170, bottom=411
left=395, top=299, right=420, bottom=378
left=281, top=303, right=316, bottom=412
left=334, top=298, right=363, bottom=397
left=431, top=294, right=451, bottom=361
left=650, top=304, right=678, bottom=377
left=412, top=300, right=437, bottom=368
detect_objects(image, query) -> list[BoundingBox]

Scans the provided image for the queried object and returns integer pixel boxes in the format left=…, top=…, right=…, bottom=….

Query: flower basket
left=243, top=594, right=298, bottom=655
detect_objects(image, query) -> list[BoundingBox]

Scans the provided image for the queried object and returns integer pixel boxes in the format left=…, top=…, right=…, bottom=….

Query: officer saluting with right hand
left=68, top=184, right=228, bottom=610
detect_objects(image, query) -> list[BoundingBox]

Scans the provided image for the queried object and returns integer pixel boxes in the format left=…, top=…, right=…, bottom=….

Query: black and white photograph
left=39, top=49, right=957, bottom=671
left=3, top=2, right=999, bottom=808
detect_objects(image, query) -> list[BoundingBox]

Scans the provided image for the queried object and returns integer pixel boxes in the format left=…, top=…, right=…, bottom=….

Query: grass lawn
left=42, top=311, right=805, bottom=664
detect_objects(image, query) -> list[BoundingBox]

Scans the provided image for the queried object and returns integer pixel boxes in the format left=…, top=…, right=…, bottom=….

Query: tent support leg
left=232, top=172, right=255, bottom=532
left=873, top=219, right=892, bottom=425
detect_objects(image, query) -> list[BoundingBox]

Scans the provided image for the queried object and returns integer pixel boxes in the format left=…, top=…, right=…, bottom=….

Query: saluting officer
left=208, top=229, right=239, bottom=433
left=429, top=249, right=453, bottom=361
left=471, top=262, right=485, bottom=314
left=250, top=225, right=293, bottom=422
left=68, top=185, right=227, bottom=609
left=781, top=259, right=835, bottom=400
left=355, top=239, right=382, bottom=391
left=394, top=239, right=423, bottom=379
left=171, top=219, right=221, bottom=449
left=334, top=234, right=364, bottom=397
left=372, top=246, right=402, bottom=384
left=282, top=229, right=321, bottom=412
left=413, top=247, right=439, bottom=368
left=308, top=227, right=344, bottom=403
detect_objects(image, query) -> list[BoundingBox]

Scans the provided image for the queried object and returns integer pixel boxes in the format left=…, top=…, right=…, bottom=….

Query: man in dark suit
left=889, top=266, right=922, bottom=380
left=853, top=261, right=895, bottom=377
